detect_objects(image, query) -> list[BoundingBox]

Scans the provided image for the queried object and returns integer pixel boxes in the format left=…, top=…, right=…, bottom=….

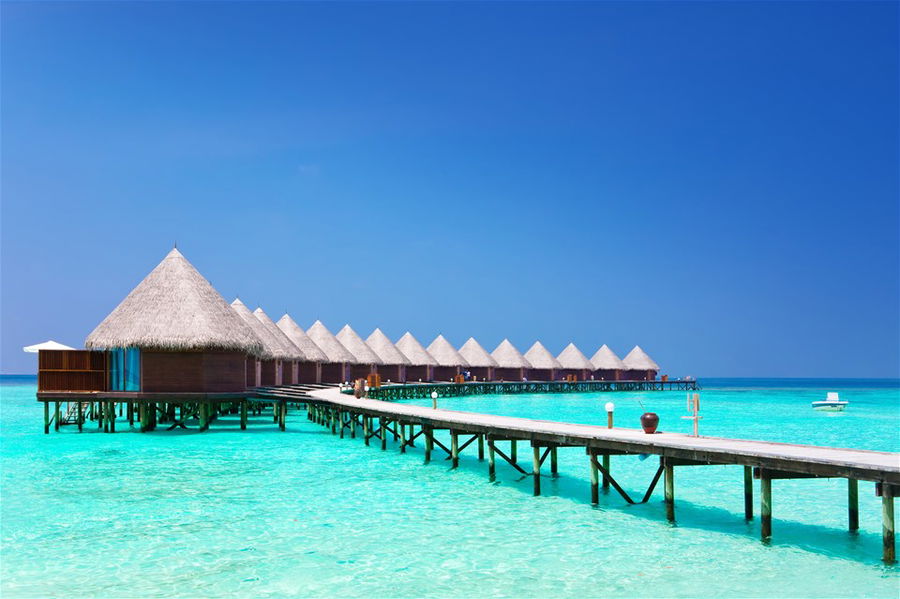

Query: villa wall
left=142, top=351, right=246, bottom=393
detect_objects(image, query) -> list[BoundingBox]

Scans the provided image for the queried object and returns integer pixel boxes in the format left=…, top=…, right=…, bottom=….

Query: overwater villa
left=395, top=332, right=438, bottom=382
left=457, top=337, right=498, bottom=381
left=427, top=335, right=469, bottom=381
left=366, top=328, right=411, bottom=383
left=557, top=343, right=595, bottom=381
left=622, top=345, right=660, bottom=381
left=591, top=344, right=626, bottom=381
left=491, top=339, right=532, bottom=381
left=276, top=314, right=328, bottom=384
left=306, top=321, right=356, bottom=383
left=336, top=325, right=382, bottom=381
left=524, top=341, right=562, bottom=381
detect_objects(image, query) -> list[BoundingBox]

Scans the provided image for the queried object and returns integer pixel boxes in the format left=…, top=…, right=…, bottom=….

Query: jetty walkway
left=368, top=379, right=698, bottom=401
left=278, top=385, right=898, bottom=563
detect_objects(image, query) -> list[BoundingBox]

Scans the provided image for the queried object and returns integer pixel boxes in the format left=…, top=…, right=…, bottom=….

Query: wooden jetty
left=282, top=385, right=899, bottom=563
left=368, top=379, right=699, bottom=401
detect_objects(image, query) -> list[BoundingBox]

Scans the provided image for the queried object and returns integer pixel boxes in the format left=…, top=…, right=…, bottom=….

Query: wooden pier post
left=602, top=455, right=610, bottom=490
left=488, top=439, right=496, bottom=479
left=364, top=416, right=370, bottom=446
left=590, top=452, right=599, bottom=504
left=478, top=435, right=484, bottom=461
left=240, top=401, right=247, bottom=430
left=280, top=401, right=286, bottom=431
left=102, top=402, right=109, bottom=433
left=511, top=440, right=517, bottom=464
left=109, top=402, right=115, bottom=433
left=43, top=402, right=49, bottom=434
left=380, top=418, right=387, bottom=450
left=350, top=415, right=356, bottom=439
left=761, top=472, right=772, bottom=539
left=339, top=410, right=345, bottom=438
left=54, top=402, right=61, bottom=432
left=884, top=483, right=895, bottom=564
left=424, top=425, right=433, bottom=463
left=199, top=403, right=208, bottom=431
left=664, top=459, right=675, bottom=522
left=139, top=403, right=148, bottom=432
left=127, top=402, right=134, bottom=427
left=848, top=479, right=858, bottom=532
left=400, top=420, right=406, bottom=453
left=451, top=430, right=459, bottom=469
left=532, top=446, right=541, bottom=496
left=77, top=401, right=83, bottom=432
left=551, top=447, right=558, bottom=476
left=744, top=466, right=753, bottom=520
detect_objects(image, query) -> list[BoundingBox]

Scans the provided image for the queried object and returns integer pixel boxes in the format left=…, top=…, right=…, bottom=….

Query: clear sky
left=1, top=1, right=897, bottom=377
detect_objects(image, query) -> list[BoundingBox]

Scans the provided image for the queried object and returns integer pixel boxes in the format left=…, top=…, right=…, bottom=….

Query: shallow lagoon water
left=1, top=377, right=898, bottom=597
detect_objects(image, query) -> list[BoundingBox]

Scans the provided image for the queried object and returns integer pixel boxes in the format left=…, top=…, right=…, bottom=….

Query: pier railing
left=363, top=379, right=700, bottom=401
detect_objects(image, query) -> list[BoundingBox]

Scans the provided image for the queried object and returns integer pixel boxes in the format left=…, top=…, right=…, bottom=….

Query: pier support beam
left=280, top=401, right=286, bottom=431
left=54, top=402, right=60, bottom=432
left=550, top=447, right=558, bottom=476
left=77, top=401, right=83, bottom=432
left=380, top=418, right=387, bottom=451
left=240, top=400, right=247, bottom=430
left=424, top=425, right=432, bottom=463
left=451, top=431, right=459, bottom=469
left=881, top=483, right=895, bottom=564
left=744, top=466, right=753, bottom=520
left=848, top=479, right=858, bottom=532
left=488, top=439, right=496, bottom=480
left=363, top=416, right=370, bottom=446
left=108, top=402, right=115, bottom=433
left=602, top=455, right=610, bottom=490
left=664, top=459, right=675, bottom=522
left=44, top=402, right=49, bottom=434
left=399, top=420, right=406, bottom=453
left=760, top=472, right=772, bottom=539
left=590, top=453, right=599, bottom=504
left=478, top=435, right=484, bottom=461
left=532, top=446, right=541, bottom=496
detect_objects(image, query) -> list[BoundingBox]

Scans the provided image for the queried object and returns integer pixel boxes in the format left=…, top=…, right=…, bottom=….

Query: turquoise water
left=1, top=377, right=898, bottom=598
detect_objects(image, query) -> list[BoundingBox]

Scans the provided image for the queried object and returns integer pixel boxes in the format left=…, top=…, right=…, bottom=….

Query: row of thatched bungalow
left=49, top=249, right=659, bottom=395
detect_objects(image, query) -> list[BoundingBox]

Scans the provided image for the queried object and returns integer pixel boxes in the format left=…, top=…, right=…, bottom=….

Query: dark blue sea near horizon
left=1, top=376, right=898, bottom=597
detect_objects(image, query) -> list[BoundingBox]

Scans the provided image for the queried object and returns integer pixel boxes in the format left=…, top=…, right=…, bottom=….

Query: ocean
left=1, top=377, right=898, bottom=597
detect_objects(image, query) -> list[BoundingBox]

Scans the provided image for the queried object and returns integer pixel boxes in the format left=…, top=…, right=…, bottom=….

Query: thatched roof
left=623, top=345, right=660, bottom=371
left=366, top=328, right=411, bottom=365
left=427, top=335, right=469, bottom=367
left=306, top=320, right=356, bottom=364
left=85, top=249, right=263, bottom=355
left=524, top=341, right=562, bottom=370
left=336, top=325, right=383, bottom=364
left=395, top=332, right=439, bottom=366
left=491, top=339, right=532, bottom=369
left=458, top=337, right=498, bottom=368
left=253, top=308, right=305, bottom=360
left=557, top=343, right=594, bottom=370
left=276, top=314, right=328, bottom=362
left=591, top=344, right=626, bottom=370
left=230, top=299, right=281, bottom=360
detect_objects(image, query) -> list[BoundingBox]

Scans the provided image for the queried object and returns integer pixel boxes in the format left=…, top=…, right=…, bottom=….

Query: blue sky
left=2, top=1, right=897, bottom=377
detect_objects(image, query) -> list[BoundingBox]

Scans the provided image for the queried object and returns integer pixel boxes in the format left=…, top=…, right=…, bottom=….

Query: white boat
left=811, top=392, right=848, bottom=411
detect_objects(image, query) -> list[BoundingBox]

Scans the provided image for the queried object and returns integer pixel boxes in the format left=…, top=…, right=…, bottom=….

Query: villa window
left=109, top=348, right=141, bottom=391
